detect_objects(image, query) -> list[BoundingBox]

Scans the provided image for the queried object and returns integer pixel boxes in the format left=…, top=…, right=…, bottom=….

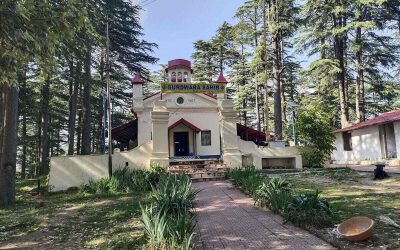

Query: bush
left=151, top=174, right=198, bottom=216
left=254, top=177, right=293, bottom=213
left=142, top=173, right=197, bottom=250
left=141, top=205, right=169, bottom=250
left=299, top=147, right=328, bottom=168
left=296, top=107, right=335, bottom=168
left=229, top=166, right=265, bottom=195
left=283, top=190, right=334, bottom=228
left=81, top=167, right=164, bottom=194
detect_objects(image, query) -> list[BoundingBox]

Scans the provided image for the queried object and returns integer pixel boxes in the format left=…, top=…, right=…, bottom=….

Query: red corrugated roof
left=336, top=109, right=400, bottom=132
left=237, top=123, right=266, bottom=141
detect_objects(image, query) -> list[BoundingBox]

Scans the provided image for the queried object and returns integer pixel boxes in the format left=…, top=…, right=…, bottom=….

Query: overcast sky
left=140, top=0, right=243, bottom=72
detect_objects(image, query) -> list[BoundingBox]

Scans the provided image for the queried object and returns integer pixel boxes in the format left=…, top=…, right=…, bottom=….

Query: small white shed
left=332, top=109, right=400, bottom=165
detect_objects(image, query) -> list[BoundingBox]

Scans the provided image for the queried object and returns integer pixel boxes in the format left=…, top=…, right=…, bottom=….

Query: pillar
left=150, top=100, right=170, bottom=167
left=219, top=99, right=242, bottom=168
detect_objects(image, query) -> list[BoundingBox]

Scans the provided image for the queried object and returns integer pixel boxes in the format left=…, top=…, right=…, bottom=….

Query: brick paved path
left=193, top=181, right=335, bottom=250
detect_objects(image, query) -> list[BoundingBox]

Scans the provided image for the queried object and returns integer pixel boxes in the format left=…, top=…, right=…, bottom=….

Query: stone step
left=168, top=162, right=228, bottom=182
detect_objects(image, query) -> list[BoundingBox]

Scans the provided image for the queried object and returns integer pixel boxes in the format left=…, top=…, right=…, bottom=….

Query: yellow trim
left=161, top=83, right=225, bottom=93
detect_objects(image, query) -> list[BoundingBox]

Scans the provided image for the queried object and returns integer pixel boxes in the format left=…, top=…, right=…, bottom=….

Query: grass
left=0, top=178, right=151, bottom=249
left=280, top=168, right=400, bottom=249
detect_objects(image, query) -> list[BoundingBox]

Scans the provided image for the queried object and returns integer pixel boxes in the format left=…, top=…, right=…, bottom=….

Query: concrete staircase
left=168, top=159, right=228, bottom=182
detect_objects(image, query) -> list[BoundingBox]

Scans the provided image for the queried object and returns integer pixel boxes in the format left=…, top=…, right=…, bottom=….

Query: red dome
left=166, top=59, right=193, bottom=73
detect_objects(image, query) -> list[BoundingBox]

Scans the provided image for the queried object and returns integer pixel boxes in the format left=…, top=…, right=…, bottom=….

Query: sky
left=140, top=0, right=244, bottom=72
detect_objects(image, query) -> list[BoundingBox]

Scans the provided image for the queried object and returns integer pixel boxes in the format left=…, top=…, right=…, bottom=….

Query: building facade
left=48, top=59, right=302, bottom=191
left=332, top=109, right=400, bottom=165
left=133, top=59, right=224, bottom=160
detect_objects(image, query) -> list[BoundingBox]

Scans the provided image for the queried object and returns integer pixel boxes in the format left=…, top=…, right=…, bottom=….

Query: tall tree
left=0, top=0, right=85, bottom=206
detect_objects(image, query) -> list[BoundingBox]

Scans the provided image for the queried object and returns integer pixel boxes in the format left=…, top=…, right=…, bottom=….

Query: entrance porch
left=168, top=118, right=205, bottom=158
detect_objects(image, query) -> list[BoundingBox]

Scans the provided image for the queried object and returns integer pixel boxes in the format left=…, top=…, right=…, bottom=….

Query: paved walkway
left=193, top=181, right=335, bottom=250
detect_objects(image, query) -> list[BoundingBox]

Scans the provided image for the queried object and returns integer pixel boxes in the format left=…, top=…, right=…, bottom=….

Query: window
left=176, top=97, right=184, bottom=105
left=343, top=132, right=352, bottom=151
left=171, top=72, right=176, bottom=82
left=183, top=72, right=188, bottom=82
left=178, top=72, right=182, bottom=82
left=201, top=130, right=211, bottom=146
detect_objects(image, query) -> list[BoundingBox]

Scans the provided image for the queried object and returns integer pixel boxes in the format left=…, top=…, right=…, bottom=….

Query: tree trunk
left=77, top=79, right=83, bottom=154
left=280, top=39, right=287, bottom=127
left=240, top=43, right=247, bottom=126
left=254, top=5, right=261, bottom=131
left=263, top=0, right=270, bottom=139
left=0, top=85, right=18, bottom=207
left=333, top=14, right=349, bottom=128
left=36, top=113, right=41, bottom=176
left=355, top=26, right=364, bottom=122
left=67, top=60, right=80, bottom=155
left=21, top=112, right=27, bottom=179
left=81, top=48, right=92, bottom=155
left=19, top=70, right=27, bottom=179
left=272, top=0, right=283, bottom=140
left=39, top=76, right=50, bottom=175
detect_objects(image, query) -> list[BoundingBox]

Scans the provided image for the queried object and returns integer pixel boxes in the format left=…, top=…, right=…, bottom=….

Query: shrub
left=254, top=177, right=293, bottom=213
left=151, top=174, right=197, bottom=216
left=296, top=107, right=335, bottom=168
left=141, top=205, right=168, bottom=250
left=283, top=190, right=334, bottom=228
left=166, top=211, right=195, bottom=249
left=81, top=167, right=164, bottom=194
left=142, top=173, right=196, bottom=250
left=229, top=166, right=264, bottom=195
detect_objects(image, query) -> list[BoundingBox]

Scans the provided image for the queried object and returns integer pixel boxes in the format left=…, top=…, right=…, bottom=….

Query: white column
left=132, top=84, right=144, bottom=114
left=219, top=99, right=242, bottom=168
left=150, top=100, right=170, bottom=167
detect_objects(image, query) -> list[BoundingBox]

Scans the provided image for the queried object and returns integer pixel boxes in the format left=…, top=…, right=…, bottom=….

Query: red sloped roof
left=236, top=123, right=266, bottom=141
left=111, top=119, right=138, bottom=143
left=337, top=109, right=400, bottom=132
left=168, top=118, right=202, bottom=132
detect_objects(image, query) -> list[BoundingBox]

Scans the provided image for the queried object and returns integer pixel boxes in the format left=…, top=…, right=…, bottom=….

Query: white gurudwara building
left=49, top=59, right=302, bottom=191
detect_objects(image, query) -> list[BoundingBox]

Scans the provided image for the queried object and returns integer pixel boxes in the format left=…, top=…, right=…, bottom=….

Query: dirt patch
left=0, top=200, right=114, bottom=250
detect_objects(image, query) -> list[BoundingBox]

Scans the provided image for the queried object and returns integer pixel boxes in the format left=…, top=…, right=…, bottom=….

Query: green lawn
left=0, top=179, right=150, bottom=249
left=280, top=168, right=400, bottom=249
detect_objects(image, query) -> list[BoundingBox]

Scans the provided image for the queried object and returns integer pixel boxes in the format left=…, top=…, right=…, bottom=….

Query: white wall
left=332, top=125, right=383, bottom=164
left=137, top=111, right=151, bottom=146
left=140, top=93, right=221, bottom=157
left=238, top=139, right=302, bottom=169
left=393, top=121, right=400, bottom=159
left=169, top=112, right=220, bottom=156
left=49, top=142, right=153, bottom=191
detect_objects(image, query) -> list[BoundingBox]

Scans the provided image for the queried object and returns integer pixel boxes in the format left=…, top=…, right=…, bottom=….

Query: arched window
left=171, top=72, right=176, bottom=82
left=183, top=72, right=188, bottom=82
left=177, top=72, right=182, bottom=82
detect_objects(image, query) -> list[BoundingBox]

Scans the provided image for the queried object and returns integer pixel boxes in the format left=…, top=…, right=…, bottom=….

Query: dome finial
left=131, top=71, right=145, bottom=85
left=216, top=71, right=228, bottom=84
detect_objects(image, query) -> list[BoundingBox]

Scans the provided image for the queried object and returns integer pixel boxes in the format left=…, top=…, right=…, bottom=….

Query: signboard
left=161, top=83, right=226, bottom=93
